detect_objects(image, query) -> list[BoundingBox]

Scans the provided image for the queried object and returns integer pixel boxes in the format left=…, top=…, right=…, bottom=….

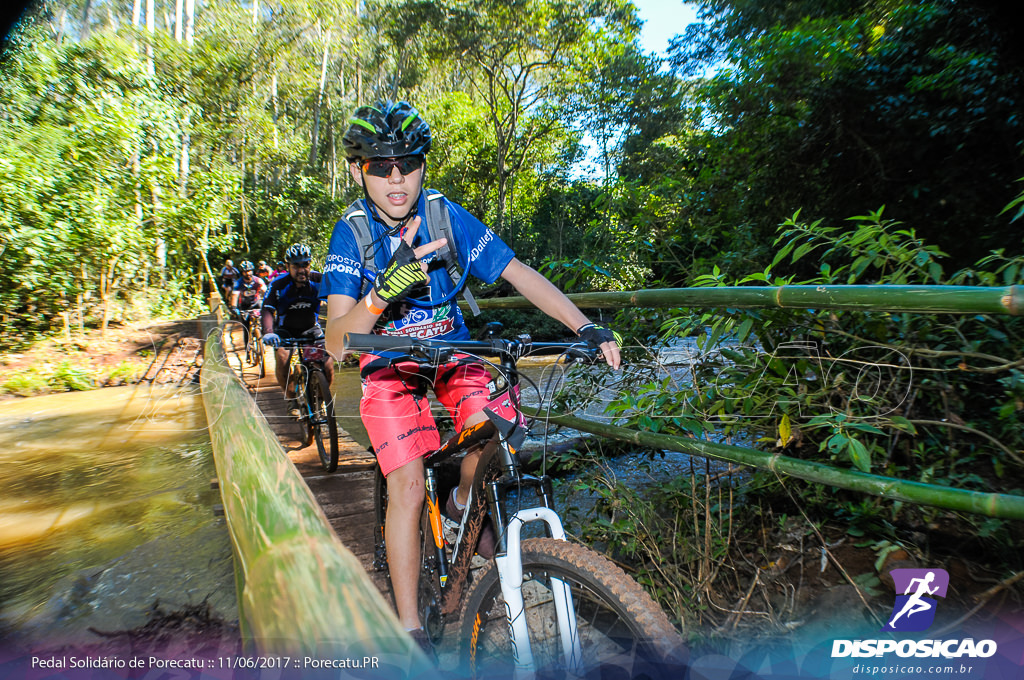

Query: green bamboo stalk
left=527, top=409, right=1024, bottom=521
left=201, top=329, right=435, bottom=673
left=467, top=284, right=1024, bottom=315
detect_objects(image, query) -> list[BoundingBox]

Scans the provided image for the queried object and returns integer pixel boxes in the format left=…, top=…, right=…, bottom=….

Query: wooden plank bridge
left=223, top=333, right=392, bottom=601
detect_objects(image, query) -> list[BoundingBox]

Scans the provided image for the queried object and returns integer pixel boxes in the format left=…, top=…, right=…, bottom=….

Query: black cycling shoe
left=408, top=628, right=435, bottom=661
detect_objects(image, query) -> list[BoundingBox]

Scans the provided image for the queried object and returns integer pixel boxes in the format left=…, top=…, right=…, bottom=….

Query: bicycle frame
left=351, top=332, right=595, bottom=676
left=281, top=339, right=328, bottom=421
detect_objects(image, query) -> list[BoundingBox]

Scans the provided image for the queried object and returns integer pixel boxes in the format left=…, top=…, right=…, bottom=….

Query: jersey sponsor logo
left=383, top=318, right=457, bottom=339
left=290, top=301, right=313, bottom=310
left=324, top=256, right=362, bottom=277
left=468, top=230, right=494, bottom=262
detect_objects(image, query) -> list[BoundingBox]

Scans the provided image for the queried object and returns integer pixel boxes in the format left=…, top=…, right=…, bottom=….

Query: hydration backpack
left=341, top=190, right=481, bottom=315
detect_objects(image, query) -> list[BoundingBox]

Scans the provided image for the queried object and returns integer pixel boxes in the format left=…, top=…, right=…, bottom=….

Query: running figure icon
left=883, top=568, right=949, bottom=632
left=888, top=572, right=938, bottom=628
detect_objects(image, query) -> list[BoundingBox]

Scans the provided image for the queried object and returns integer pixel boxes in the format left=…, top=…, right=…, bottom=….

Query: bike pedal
left=442, top=516, right=459, bottom=546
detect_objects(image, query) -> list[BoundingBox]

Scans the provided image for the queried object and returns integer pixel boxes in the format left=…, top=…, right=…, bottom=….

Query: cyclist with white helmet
left=219, top=258, right=240, bottom=302
left=262, top=244, right=332, bottom=411
left=322, top=100, right=621, bottom=647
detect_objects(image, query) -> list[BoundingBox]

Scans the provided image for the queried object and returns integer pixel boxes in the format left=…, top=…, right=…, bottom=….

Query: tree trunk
left=272, top=71, right=279, bottom=151
left=185, top=0, right=194, bottom=47
left=174, top=0, right=182, bottom=42
left=145, top=0, right=154, bottom=72
left=309, top=25, right=331, bottom=169
left=80, top=0, right=92, bottom=41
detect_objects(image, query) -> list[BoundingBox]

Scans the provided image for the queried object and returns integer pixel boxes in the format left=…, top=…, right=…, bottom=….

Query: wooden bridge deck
left=223, top=338, right=391, bottom=600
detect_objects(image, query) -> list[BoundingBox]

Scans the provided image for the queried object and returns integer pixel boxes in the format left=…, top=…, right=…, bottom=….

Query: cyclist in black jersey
left=262, top=244, right=333, bottom=412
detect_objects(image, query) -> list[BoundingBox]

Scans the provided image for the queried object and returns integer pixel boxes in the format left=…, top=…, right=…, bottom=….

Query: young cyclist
left=322, top=101, right=621, bottom=645
left=262, top=244, right=333, bottom=414
left=229, top=260, right=268, bottom=349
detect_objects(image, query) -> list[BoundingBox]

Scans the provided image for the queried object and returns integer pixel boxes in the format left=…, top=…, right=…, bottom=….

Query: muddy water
left=0, top=384, right=236, bottom=647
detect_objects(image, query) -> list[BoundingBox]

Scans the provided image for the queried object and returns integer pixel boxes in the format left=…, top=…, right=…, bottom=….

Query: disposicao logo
left=883, top=568, right=949, bottom=632
left=831, top=567, right=998, bottom=659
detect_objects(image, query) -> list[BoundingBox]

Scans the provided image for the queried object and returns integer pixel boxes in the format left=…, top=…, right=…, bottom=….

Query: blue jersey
left=322, top=192, right=515, bottom=341
left=262, top=272, right=323, bottom=333
left=232, top=276, right=267, bottom=309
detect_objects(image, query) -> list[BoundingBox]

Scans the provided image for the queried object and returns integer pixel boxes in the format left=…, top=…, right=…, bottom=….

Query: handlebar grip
left=344, top=332, right=425, bottom=353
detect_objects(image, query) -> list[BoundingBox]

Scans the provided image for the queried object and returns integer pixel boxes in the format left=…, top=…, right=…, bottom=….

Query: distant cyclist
left=230, top=260, right=268, bottom=348
left=255, top=260, right=274, bottom=281
left=219, top=259, right=240, bottom=301
left=271, top=260, right=288, bottom=280
left=262, top=244, right=332, bottom=413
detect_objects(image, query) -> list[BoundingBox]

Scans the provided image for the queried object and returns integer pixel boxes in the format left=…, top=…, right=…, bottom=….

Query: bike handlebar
left=278, top=336, right=324, bottom=348
left=343, top=332, right=599, bottom=364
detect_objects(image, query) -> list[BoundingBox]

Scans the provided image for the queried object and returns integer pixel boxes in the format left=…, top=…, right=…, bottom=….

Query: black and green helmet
left=342, top=101, right=432, bottom=160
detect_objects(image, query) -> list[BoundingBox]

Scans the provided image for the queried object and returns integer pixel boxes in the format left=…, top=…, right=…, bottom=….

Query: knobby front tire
left=459, top=538, right=686, bottom=679
left=310, top=370, right=339, bottom=472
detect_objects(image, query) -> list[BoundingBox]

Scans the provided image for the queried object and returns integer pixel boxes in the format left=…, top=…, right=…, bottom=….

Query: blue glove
left=262, top=332, right=281, bottom=348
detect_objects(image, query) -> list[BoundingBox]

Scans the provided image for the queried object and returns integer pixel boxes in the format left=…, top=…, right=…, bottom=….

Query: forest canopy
left=1, top=0, right=1022, bottom=342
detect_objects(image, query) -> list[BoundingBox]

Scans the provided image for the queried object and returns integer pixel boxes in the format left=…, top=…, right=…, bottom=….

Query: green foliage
left=771, top=208, right=947, bottom=284
left=607, top=213, right=1024, bottom=503
left=1, top=366, right=49, bottom=396
left=1, top=360, right=95, bottom=395
left=49, top=360, right=96, bottom=391
left=106, top=360, right=144, bottom=385
left=651, top=0, right=1024, bottom=284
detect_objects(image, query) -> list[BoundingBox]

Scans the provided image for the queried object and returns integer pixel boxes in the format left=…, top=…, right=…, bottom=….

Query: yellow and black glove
left=373, top=240, right=428, bottom=303
left=576, top=323, right=623, bottom=350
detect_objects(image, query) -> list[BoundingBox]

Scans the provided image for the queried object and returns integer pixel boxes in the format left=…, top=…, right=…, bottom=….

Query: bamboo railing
left=525, top=410, right=1024, bottom=521
left=471, top=284, right=1024, bottom=520
left=200, top=329, right=435, bottom=674
left=471, top=283, right=1024, bottom=315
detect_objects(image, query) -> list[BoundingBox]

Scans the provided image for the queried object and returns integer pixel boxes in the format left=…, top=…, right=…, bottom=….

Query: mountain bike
left=238, top=308, right=265, bottom=378
left=345, top=331, right=687, bottom=679
left=280, top=333, right=339, bottom=472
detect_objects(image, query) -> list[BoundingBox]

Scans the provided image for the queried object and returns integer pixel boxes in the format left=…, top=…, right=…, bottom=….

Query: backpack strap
left=342, top=201, right=379, bottom=298
left=425, top=191, right=481, bottom=316
left=343, top=193, right=481, bottom=315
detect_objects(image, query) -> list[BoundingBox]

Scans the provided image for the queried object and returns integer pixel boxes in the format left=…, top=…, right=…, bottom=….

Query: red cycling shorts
left=359, top=353, right=492, bottom=477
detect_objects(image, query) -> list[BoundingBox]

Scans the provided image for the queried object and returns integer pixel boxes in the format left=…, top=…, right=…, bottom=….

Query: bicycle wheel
left=292, top=368, right=314, bottom=447
left=459, top=538, right=686, bottom=679
left=372, top=464, right=445, bottom=647
left=254, top=332, right=266, bottom=378
left=372, top=463, right=388, bottom=573
left=309, top=369, right=339, bottom=472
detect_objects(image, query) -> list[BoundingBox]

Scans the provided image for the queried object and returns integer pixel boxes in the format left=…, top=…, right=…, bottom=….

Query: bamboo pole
left=201, top=329, right=436, bottom=673
left=469, top=285, right=1024, bottom=315
left=526, top=409, right=1024, bottom=521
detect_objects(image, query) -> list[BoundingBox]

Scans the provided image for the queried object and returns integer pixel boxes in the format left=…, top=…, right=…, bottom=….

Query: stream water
left=0, top=384, right=235, bottom=649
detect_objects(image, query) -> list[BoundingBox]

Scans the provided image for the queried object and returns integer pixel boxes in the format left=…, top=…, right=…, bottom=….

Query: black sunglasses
left=360, top=155, right=424, bottom=178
